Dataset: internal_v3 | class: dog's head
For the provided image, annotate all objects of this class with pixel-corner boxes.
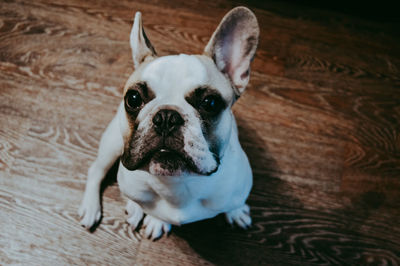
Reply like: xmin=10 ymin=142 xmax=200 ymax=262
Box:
xmin=120 ymin=7 xmax=259 ymax=176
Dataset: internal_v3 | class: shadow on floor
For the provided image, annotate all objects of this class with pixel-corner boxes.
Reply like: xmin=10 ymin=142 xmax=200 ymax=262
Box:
xmin=173 ymin=118 xmax=302 ymax=265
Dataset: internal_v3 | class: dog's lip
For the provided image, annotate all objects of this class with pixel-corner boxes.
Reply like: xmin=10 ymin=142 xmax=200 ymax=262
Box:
xmin=128 ymin=146 xmax=219 ymax=176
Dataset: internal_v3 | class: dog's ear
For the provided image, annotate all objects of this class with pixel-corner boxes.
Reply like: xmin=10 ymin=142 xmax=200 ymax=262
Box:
xmin=130 ymin=12 xmax=157 ymax=68
xmin=204 ymin=7 xmax=259 ymax=96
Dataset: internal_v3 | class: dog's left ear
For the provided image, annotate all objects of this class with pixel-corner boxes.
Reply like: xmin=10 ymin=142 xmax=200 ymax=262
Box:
xmin=204 ymin=7 xmax=259 ymax=96
xmin=130 ymin=12 xmax=157 ymax=68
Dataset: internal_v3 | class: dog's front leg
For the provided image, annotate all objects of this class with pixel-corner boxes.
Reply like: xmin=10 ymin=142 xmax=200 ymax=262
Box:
xmin=78 ymin=114 xmax=124 ymax=229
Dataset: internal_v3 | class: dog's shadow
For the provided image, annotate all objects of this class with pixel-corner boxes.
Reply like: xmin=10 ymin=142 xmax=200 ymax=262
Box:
xmin=173 ymin=118 xmax=301 ymax=264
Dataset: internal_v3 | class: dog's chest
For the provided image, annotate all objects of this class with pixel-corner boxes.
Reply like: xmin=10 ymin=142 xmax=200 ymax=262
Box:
xmin=118 ymin=165 xmax=217 ymax=205
xmin=117 ymin=162 xmax=248 ymax=225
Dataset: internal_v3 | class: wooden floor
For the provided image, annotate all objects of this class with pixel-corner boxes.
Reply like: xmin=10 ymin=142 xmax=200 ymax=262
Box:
xmin=1 ymin=0 xmax=399 ymax=265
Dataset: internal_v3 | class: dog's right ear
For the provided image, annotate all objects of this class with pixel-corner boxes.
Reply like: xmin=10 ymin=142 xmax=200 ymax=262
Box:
xmin=130 ymin=12 xmax=157 ymax=68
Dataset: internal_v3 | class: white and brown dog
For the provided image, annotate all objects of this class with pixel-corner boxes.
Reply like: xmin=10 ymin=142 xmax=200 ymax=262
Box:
xmin=79 ymin=7 xmax=259 ymax=240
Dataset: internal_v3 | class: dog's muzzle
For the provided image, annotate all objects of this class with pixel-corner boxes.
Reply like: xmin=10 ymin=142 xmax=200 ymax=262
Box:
xmin=121 ymin=108 xmax=219 ymax=176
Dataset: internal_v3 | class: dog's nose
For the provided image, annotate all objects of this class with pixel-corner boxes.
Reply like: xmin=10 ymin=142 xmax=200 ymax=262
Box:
xmin=152 ymin=109 xmax=184 ymax=136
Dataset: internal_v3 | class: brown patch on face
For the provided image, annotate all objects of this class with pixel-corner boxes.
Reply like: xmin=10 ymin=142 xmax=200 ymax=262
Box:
xmin=121 ymin=81 xmax=157 ymax=170
xmin=124 ymin=82 xmax=155 ymax=128
xmin=120 ymin=127 xmax=160 ymax=171
xmin=185 ymin=87 xmax=227 ymax=156
xmin=185 ymin=87 xmax=227 ymax=119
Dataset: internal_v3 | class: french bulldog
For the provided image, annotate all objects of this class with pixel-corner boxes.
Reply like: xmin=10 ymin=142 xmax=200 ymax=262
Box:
xmin=78 ymin=6 xmax=259 ymax=240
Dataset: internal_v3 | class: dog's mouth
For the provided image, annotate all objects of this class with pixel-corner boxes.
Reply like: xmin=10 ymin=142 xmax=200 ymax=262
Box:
xmin=148 ymin=148 xmax=192 ymax=176
xmin=123 ymin=145 xmax=204 ymax=176
xmin=151 ymin=148 xmax=186 ymax=166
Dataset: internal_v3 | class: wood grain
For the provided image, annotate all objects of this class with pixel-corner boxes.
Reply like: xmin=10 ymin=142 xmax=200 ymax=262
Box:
xmin=1 ymin=0 xmax=399 ymax=265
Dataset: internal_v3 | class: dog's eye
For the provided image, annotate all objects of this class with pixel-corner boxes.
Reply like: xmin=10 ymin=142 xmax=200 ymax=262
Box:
xmin=125 ymin=90 xmax=143 ymax=110
xmin=201 ymin=95 xmax=223 ymax=114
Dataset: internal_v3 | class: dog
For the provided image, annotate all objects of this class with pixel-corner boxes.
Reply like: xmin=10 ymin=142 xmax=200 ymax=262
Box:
xmin=78 ymin=6 xmax=259 ymax=240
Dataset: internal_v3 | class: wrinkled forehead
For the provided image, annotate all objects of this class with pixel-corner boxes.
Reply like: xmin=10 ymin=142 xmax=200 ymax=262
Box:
xmin=139 ymin=54 xmax=231 ymax=99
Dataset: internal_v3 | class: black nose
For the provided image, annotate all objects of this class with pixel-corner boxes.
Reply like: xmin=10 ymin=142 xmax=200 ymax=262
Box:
xmin=152 ymin=109 xmax=184 ymax=136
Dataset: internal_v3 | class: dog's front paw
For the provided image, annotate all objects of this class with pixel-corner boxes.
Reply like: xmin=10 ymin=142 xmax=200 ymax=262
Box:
xmin=125 ymin=200 xmax=144 ymax=230
xmin=142 ymin=215 xmax=171 ymax=240
xmin=225 ymin=204 xmax=252 ymax=229
xmin=78 ymin=197 xmax=101 ymax=229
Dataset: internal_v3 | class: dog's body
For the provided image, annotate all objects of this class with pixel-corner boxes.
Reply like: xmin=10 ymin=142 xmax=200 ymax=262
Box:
xmin=79 ymin=7 xmax=259 ymax=239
